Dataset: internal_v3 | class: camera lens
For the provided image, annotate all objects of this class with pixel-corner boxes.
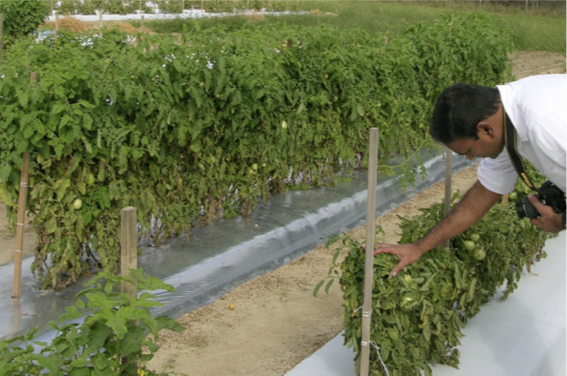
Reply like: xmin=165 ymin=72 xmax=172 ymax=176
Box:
xmin=515 ymin=198 xmax=540 ymax=219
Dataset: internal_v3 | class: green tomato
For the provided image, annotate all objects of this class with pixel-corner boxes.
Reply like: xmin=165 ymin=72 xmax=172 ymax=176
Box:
xmin=251 ymin=163 xmax=259 ymax=171
xmin=87 ymin=173 xmax=96 ymax=185
xmin=469 ymin=233 xmax=480 ymax=242
xmin=72 ymin=198 xmax=82 ymax=210
xmin=508 ymin=191 xmax=518 ymax=201
xmin=473 ymin=247 xmax=486 ymax=261
xmin=463 ymin=240 xmax=476 ymax=251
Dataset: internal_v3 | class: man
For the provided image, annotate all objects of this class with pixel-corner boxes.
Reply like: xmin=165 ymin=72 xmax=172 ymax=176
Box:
xmin=375 ymin=74 xmax=566 ymax=277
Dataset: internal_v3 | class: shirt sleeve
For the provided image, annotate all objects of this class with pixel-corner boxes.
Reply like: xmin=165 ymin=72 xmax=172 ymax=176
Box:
xmin=477 ymin=151 xmax=518 ymax=195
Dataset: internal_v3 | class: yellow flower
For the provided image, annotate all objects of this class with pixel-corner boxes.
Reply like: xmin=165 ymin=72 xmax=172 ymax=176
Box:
xmin=137 ymin=369 xmax=146 ymax=376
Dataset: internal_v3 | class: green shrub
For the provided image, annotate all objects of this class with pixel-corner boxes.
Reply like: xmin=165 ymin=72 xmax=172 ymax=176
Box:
xmin=325 ymin=171 xmax=550 ymax=375
xmin=0 ymin=0 xmax=49 ymax=47
xmin=0 ymin=270 xmax=185 ymax=375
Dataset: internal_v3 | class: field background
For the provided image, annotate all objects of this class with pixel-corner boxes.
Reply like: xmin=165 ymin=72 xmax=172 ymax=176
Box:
xmin=0 ymin=1 xmax=566 ymax=375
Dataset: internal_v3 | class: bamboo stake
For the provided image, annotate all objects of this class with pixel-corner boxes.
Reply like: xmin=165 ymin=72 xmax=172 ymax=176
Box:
xmin=54 ymin=14 xmax=59 ymax=43
xmin=360 ymin=128 xmax=379 ymax=376
xmin=120 ymin=206 xmax=138 ymax=372
xmin=443 ymin=147 xmax=452 ymax=248
xmin=0 ymin=13 xmax=4 ymax=57
xmin=10 ymin=298 xmax=21 ymax=338
xmin=12 ymin=151 xmax=31 ymax=298
xmin=121 ymin=207 xmax=138 ymax=297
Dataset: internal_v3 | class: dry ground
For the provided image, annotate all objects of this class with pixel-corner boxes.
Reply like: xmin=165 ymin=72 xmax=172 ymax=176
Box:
xmin=0 ymin=51 xmax=565 ymax=376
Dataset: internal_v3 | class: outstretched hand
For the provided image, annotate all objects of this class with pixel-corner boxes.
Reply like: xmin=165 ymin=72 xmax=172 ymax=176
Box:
xmin=374 ymin=242 xmax=426 ymax=277
xmin=527 ymin=194 xmax=564 ymax=233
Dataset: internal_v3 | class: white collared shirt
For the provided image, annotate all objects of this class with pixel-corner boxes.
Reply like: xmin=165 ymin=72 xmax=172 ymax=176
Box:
xmin=477 ymin=74 xmax=566 ymax=194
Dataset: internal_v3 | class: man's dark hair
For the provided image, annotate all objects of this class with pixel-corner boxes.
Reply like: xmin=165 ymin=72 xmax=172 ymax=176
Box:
xmin=430 ymin=84 xmax=501 ymax=144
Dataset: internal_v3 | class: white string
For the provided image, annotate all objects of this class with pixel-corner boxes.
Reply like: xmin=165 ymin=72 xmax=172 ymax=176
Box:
xmin=353 ymin=306 xmax=373 ymax=317
xmin=369 ymin=341 xmax=390 ymax=376
xmin=14 ymin=249 xmax=21 ymax=254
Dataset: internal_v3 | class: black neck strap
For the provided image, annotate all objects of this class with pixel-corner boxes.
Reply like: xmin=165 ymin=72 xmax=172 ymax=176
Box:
xmin=503 ymin=108 xmax=537 ymax=191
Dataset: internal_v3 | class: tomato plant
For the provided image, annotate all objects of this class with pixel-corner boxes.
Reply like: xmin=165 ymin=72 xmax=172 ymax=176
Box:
xmin=325 ymin=169 xmax=549 ymax=375
xmin=0 ymin=15 xmax=513 ymax=289
xmin=0 ymin=270 xmax=185 ymax=375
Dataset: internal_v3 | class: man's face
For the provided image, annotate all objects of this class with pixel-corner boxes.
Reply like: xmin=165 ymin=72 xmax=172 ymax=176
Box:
xmin=446 ymin=134 xmax=505 ymax=160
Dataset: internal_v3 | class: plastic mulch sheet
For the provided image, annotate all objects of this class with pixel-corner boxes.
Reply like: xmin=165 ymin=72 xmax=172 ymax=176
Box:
xmin=0 ymin=152 xmax=473 ymax=343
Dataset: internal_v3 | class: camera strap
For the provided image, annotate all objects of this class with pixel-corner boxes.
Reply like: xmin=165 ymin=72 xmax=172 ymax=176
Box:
xmin=503 ymin=108 xmax=537 ymax=192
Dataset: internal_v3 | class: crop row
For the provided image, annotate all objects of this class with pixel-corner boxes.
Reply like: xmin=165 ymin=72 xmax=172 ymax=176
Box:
xmin=0 ymin=13 xmax=513 ymax=288
xmin=338 ymin=168 xmax=549 ymax=375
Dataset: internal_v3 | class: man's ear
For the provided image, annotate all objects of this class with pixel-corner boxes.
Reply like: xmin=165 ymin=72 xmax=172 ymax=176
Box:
xmin=476 ymin=122 xmax=495 ymax=138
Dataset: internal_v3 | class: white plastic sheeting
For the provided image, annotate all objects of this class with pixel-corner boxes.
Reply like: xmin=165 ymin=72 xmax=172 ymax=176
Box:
xmin=286 ymin=232 xmax=566 ymax=376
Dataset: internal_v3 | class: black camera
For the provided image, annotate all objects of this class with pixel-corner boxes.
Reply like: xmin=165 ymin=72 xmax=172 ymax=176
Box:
xmin=515 ymin=181 xmax=566 ymax=219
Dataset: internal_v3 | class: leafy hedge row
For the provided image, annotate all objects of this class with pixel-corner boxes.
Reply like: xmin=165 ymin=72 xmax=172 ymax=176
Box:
xmin=338 ymin=173 xmax=549 ymax=375
xmin=0 ymin=14 xmax=513 ymax=288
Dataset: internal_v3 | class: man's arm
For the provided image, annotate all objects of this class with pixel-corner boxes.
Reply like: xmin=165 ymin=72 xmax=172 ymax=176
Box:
xmin=374 ymin=180 xmax=501 ymax=277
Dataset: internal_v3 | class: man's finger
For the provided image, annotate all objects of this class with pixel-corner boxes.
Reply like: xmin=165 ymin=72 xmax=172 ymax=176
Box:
xmin=528 ymin=194 xmax=545 ymax=209
xmin=391 ymin=261 xmax=405 ymax=277
xmin=374 ymin=245 xmax=392 ymax=255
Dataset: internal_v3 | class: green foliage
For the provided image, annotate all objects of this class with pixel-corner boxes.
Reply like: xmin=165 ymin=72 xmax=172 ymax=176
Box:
xmin=328 ymin=173 xmax=550 ymax=375
xmin=0 ymin=14 xmax=512 ymax=289
xmin=0 ymin=270 xmax=185 ymax=375
xmin=0 ymin=0 xmax=49 ymax=46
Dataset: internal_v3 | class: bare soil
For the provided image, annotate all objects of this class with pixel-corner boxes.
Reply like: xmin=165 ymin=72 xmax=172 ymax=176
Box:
xmin=0 ymin=51 xmax=564 ymax=376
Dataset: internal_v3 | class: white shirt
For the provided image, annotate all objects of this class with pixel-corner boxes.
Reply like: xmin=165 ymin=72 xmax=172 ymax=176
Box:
xmin=477 ymin=74 xmax=566 ymax=194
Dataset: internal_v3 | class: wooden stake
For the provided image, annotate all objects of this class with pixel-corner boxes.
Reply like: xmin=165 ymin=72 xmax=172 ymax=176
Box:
xmin=360 ymin=128 xmax=379 ymax=376
xmin=443 ymin=147 xmax=453 ymax=248
xmin=0 ymin=13 xmax=4 ymax=57
xmin=12 ymin=151 xmax=31 ymax=299
xmin=120 ymin=206 xmax=138 ymax=372
xmin=54 ymin=14 xmax=59 ymax=43
xmin=121 ymin=207 xmax=138 ymax=297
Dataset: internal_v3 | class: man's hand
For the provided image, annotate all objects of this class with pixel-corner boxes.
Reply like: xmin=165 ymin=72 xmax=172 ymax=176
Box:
xmin=374 ymin=242 xmax=426 ymax=277
xmin=527 ymin=194 xmax=564 ymax=233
